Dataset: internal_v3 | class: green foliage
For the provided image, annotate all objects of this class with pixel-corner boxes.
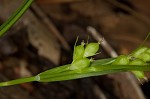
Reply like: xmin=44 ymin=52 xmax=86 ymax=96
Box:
xmin=138 ymin=52 xmax=150 ymax=62
xmin=0 ymin=0 xmax=150 ymax=87
xmin=1 ymin=39 xmax=150 ymax=86
xmin=131 ymin=46 xmax=148 ymax=58
xmin=70 ymin=58 xmax=91 ymax=70
xmin=129 ymin=59 xmax=146 ymax=79
xmin=129 ymin=59 xmax=146 ymax=65
xmin=111 ymin=46 xmax=150 ymax=79
xmin=112 ymin=55 xmax=129 ymax=65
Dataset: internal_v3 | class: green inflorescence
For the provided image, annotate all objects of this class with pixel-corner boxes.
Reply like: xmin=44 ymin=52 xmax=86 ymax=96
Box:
xmin=0 ymin=38 xmax=150 ymax=86
xmin=70 ymin=40 xmax=100 ymax=70
xmin=112 ymin=46 xmax=150 ymax=80
xmin=0 ymin=0 xmax=150 ymax=87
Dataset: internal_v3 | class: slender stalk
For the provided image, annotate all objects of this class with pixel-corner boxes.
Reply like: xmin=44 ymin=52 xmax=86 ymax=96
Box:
xmin=39 ymin=65 xmax=70 ymax=76
xmin=39 ymin=70 xmax=125 ymax=82
xmin=39 ymin=58 xmax=116 ymax=77
xmin=0 ymin=0 xmax=34 ymax=36
xmin=0 ymin=76 xmax=35 ymax=87
xmin=0 ymin=56 xmax=150 ymax=87
xmin=39 ymin=65 xmax=150 ymax=82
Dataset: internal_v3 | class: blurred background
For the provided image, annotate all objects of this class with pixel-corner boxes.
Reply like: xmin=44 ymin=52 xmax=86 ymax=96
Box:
xmin=0 ymin=0 xmax=150 ymax=99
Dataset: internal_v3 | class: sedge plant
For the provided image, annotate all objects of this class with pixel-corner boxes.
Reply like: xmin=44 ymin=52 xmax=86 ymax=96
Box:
xmin=0 ymin=0 xmax=150 ymax=87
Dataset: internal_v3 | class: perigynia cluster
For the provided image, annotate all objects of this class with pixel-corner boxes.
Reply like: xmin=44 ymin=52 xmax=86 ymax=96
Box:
xmin=70 ymin=39 xmax=101 ymax=70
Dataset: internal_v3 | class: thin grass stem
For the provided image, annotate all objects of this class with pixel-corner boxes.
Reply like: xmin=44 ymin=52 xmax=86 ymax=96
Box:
xmin=0 ymin=0 xmax=33 ymax=36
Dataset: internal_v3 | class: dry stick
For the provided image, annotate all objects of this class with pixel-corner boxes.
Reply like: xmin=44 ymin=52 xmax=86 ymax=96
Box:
xmin=31 ymin=3 xmax=70 ymax=51
xmin=93 ymin=84 xmax=107 ymax=99
xmin=106 ymin=0 xmax=150 ymax=27
xmin=87 ymin=26 xmax=145 ymax=99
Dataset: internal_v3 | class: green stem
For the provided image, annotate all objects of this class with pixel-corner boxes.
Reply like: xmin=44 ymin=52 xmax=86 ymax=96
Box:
xmin=39 ymin=70 xmax=121 ymax=82
xmin=0 ymin=58 xmax=114 ymax=86
xmin=0 ymin=0 xmax=34 ymax=36
xmin=0 ymin=76 xmax=35 ymax=87
xmin=39 ymin=65 xmax=70 ymax=76
xmin=0 ymin=58 xmax=150 ymax=86
xmin=39 ymin=65 xmax=150 ymax=82
xmin=39 ymin=58 xmax=116 ymax=77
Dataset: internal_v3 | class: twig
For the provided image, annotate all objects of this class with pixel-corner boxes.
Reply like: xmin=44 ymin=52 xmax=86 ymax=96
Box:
xmin=31 ymin=3 xmax=71 ymax=51
xmin=93 ymin=85 xmax=106 ymax=99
